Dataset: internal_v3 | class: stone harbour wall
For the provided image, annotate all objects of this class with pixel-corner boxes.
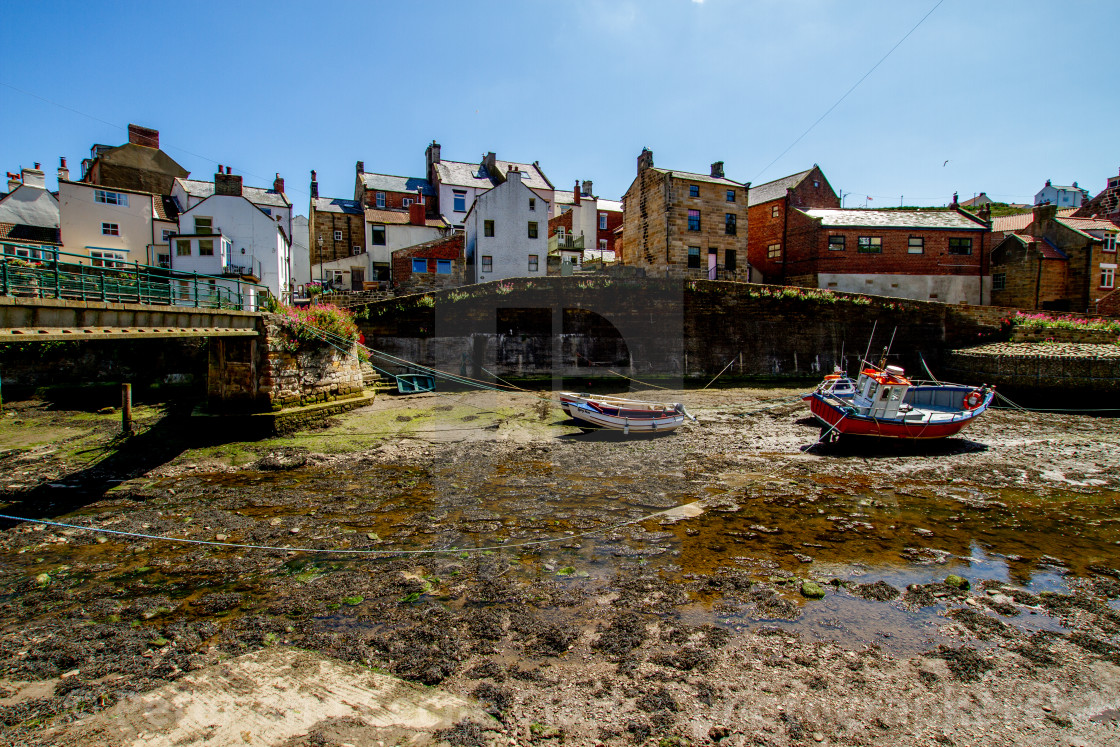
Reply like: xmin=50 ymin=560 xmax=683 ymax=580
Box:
xmin=207 ymin=314 xmax=365 ymax=412
xmin=943 ymin=342 xmax=1120 ymax=393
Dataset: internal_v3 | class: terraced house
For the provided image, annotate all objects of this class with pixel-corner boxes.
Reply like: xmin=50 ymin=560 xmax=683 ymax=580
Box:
xmin=618 ymin=148 xmax=754 ymax=281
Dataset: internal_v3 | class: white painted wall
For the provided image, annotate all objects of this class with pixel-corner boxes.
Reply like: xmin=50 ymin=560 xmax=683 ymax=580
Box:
xmin=0 ymin=183 xmax=59 ymax=229
xmin=1034 ymin=184 xmax=1086 ymax=208
xmin=58 ymin=181 xmax=154 ymax=264
xmin=176 ymin=195 xmax=291 ymax=299
xmin=366 ymin=222 xmax=445 ymax=265
xmin=465 ymin=171 xmax=549 ymax=284
xmin=170 ymin=180 xmax=291 ymax=239
xmin=291 ymin=215 xmax=311 ymax=287
xmin=440 ymin=183 xmax=484 ymax=229
xmin=817 ymin=273 xmax=989 ymax=305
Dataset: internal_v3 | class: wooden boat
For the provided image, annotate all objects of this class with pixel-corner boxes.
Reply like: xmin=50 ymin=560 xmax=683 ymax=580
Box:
xmin=568 ymin=399 xmax=690 ymax=434
xmin=803 ymin=363 xmax=994 ymax=440
xmin=395 ymin=373 xmax=436 ymax=394
xmin=558 ymin=391 xmax=693 ymax=419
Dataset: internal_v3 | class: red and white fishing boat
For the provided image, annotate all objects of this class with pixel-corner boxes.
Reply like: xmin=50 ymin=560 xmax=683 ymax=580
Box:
xmin=558 ymin=391 xmax=694 ymax=434
xmin=803 ymin=363 xmax=994 ymax=441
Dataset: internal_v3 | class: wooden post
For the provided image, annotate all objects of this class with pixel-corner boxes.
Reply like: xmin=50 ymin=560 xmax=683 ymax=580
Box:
xmin=121 ymin=383 xmax=133 ymax=436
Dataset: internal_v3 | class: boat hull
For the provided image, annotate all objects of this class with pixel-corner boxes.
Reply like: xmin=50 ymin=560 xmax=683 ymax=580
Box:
xmin=396 ymin=374 xmax=436 ymax=394
xmin=570 ymin=403 xmax=687 ymax=433
xmin=806 ymin=390 xmax=993 ymax=440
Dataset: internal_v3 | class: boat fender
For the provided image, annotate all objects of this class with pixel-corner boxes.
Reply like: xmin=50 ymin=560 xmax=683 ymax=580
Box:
xmin=963 ymin=390 xmax=983 ymax=410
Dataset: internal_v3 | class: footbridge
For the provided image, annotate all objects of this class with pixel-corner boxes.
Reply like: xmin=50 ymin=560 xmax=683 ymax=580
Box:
xmin=0 ymin=244 xmax=262 ymax=341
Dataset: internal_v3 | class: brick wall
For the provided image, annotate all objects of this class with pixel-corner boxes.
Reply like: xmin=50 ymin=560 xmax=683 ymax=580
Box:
xmin=598 ymin=210 xmax=623 ymax=254
xmin=362 ymin=188 xmax=427 ymax=212
xmin=991 ymin=239 xmax=1068 ymax=309
xmin=391 ymin=234 xmax=464 ymax=289
xmin=548 ymin=210 xmax=573 ymax=237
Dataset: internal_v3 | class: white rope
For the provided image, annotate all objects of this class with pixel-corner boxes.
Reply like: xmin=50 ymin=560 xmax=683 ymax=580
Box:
xmin=0 ymin=503 xmax=695 ymax=556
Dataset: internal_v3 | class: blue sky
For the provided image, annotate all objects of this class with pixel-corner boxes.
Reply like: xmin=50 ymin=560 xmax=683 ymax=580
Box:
xmin=2 ymin=0 xmax=1117 ymax=210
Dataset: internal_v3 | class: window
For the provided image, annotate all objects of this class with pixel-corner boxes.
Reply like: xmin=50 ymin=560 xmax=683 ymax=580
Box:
xmin=771 ymin=205 xmax=780 ymax=218
xmin=481 ymin=255 xmax=492 ymax=272
xmin=725 ymin=213 xmax=737 ymax=235
xmin=436 ymin=259 xmax=452 ymax=274
xmin=828 ymin=235 xmax=845 ymax=251
xmin=157 ymin=253 xmax=170 ymax=268
xmin=687 ymin=246 xmax=701 ymax=268
xmin=371 ymin=226 xmax=386 ymax=245
xmin=161 ymin=229 xmax=173 ymax=242
xmin=334 ymin=230 xmax=343 ymax=241
xmin=353 ymin=246 xmax=362 ymax=256
xmin=529 ymin=198 xmax=536 ymax=211
xmin=812 ymin=179 xmax=820 ymax=188
xmin=687 ymin=209 xmax=700 ymax=231
xmin=484 ymin=219 xmax=495 ymax=237
xmin=599 ymin=213 xmax=607 ymax=230
xmin=528 ymin=254 xmax=539 ymax=272
xmin=992 ymin=272 xmax=1006 ymax=291
xmin=176 ymin=239 xmax=191 ymax=256
xmin=101 ymin=222 xmax=119 ymax=236
xmin=858 ymin=236 xmax=882 ymax=253
xmin=412 ymin=258 xmax=427 ymax=274
xmin=528 ymin=221 xmax=538 ymax=239
xmin=948 ymin=237 xmax=972 ymax=255
xmin=726 ymin=190 xmax=736 ymax=202
xmin=453 ymin=191 xmax=467 ymax=212
xmin=376 ymin=192 xmax=386 ymax=208
xmin=195 ymin=217 xmax=212 ymax=234
xmin=198 ymin=239 xmax=215 ymax=256
xmin=94 ymin=189 xmax=128 ymax=207
xmin=1101 ymin=264 xmax=1116 ymax=289
xmin=402 ymin=197 xmax=413 ymax=207
xmin=89 ymin=249 xmax=126 ymax=268
xmin=768 ymin=243 xmax=781 ymax=259
xmin=689 ymin=185 xmax=699 ymax=198
xmin=908 ymin=237 xmax=924 ymax=254
xmin=725 ymin=249 xmax=737 ymax=271
xmin=599 ymin=239 xmax=608 ymax=251
xmin=1104 ymin=233 xmax=1117 ymax=253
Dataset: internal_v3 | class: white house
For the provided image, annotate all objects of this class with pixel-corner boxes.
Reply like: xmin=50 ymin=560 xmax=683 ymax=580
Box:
xmin=58 ymin=176 xmax=175 ymax=268
xmin=365 ymin=203 xmax=449 ymax=282
xmin=171 ymin=172 xmax=291 ymax=300
xmin=290 ymin=214 xmax=311 ymax=288
xmin=1035 ymin=179 xmax=1089 ymax=208
xmin=426 ymin=142 xmax=554 ymax=230
xmin=0 ymin=164 xmax=60 ymax=257
xmin=172 ymin=172 xmax=291 ymax=239
xmin=551 ymin=180 xmax=622 ymax=263
xmin=464 ymin=169 xmax=550 ymax=284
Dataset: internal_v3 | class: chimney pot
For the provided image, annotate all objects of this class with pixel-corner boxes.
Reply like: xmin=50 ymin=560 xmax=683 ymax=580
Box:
xmin=33 ymin=162 xmax=40 ymax=170
xmin=581 ymin=180 xmax=593 ymax=197
xmin=710 ymin=161 xmax=725 ymax=179
xmin=273 ymin=173 xmax=285 ymax=194
xmin=637 ymin=148 xmax=654 ymax=174
xmin=574 ymin=180 xmax=580 ymax=206
xmin=60 ymin=157 xmax=66 ymax=168
xmin=310 ymin=170 xmax=319 ymax=199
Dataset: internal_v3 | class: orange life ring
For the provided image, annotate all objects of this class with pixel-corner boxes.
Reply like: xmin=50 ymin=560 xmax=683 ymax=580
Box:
xmin=963 ymin=390 xmax=983 ymax=410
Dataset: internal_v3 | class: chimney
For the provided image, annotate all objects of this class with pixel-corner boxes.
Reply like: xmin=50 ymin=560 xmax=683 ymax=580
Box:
xmin=356 ymin=160 xmax=364 ymax=176
xmin=310 ymin=170 xmax=319 ymax=199
xmin=57 ymin=157 xmax=69 ymax=183
xmin=978 ymin=204 xmax=991 ymax=222
xmin=581 ymin=180 xmax=593 ymax=197
xmin=1045 ymin=179 xmax=1051 ymax=187
xmin=637 ymin=148 xmax=654 ymax=174
xmin=127 ymin=124 xmax=159 ymax=148
xmin=6 ymin=172 xmax=21 ymax=192
xmin=1033 ymin=202 xmax=1057 ymax=226
xmin=215 ymin=169 xmax=242 ymax=196
xmin=483 ymin=152 xmax=498 ymax=180
xmin=21 ymin=165 xmax=46 ymax=189
xmin=409 ymin=202 xmax=426 ymax=226
xmin=711 ymin=161 xmax=725 ymax=179
xmin=574 ymin=179 xmax=581 ymax=206
xmin=951 ymin=191 xmax=959 ymax=208
xmin=1073 ymin=181 xmax=1078 ymax=188
xmin=273 ymin=173 xmax=284 ymax=194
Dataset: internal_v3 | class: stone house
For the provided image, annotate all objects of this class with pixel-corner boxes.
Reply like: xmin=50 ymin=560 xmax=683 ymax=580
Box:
xmin=989 ymin=204 xmax=1116 ymax=312
xmin=309 ymin=170 xmax=366 ymax=291
xmin=618 ymin=148 xmax=753 ymax=281
xmin=745 ymin=165 xmax=839 ymax=282
xmin=1035 ymin=179 xmax=1089 ymax=208
xmin=782 ymin=205 xmax=992 ymax=304
xmin=80 ymin=124 xmax=189 ymax=195
xmin=425 ymin=142 xmax=554 ymax=230
xmin=463 ymin=170 xmax=550 ymax=284
xmin=391 ymin=234 xmax=465 ymax=293
xmin=171 ymin=170 xmax=292 ymax=301
xmin=0 ymin=164 xmax=60 ymax=258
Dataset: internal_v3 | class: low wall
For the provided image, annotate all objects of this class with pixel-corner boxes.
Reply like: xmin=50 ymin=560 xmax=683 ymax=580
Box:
xmin=358 ymin=278 xmax=1011 ymax=383
xmin=207 ymin=314 xmax=365 ymax=412
xmin=943 ymin=342 xmax=1120 ymax=393
xmin=1010 ymin=327 xmax=1119 ymax=344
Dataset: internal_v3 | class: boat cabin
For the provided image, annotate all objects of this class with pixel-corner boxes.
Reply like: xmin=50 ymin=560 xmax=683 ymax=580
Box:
xmin=853 ymin=365 xmax=912 ymax=419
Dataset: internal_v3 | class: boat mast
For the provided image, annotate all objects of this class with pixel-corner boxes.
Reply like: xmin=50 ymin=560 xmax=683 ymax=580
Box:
xmin=861 ymin=321 xmax=877 ymax=370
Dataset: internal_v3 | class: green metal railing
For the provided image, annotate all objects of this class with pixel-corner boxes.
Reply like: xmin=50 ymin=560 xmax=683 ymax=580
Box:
xmin=0 ymin=242 xmax=268 ymax=311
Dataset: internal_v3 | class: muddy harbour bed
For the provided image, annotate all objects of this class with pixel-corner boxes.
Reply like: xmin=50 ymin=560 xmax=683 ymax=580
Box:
xmin=0 ymin=386 xmax=1119 ymax=746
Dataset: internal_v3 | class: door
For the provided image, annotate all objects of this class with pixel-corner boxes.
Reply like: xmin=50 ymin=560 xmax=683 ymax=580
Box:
xmin=351 ymin=268 xmax=364 ymax=291
xmin=708 ymin=249 xmax=717 ymax=280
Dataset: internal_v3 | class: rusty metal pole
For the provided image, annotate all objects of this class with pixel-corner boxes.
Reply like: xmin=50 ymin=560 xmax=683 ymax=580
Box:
xmin=121 ymin=383 xmax=133 ymax=436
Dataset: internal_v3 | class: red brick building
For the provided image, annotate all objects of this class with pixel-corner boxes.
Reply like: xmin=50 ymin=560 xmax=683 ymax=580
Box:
xmin=353 ymin=161 xmax=436 ymax=214
xmin=783 ymin=206 xmax=992 ymax=304
xmin=746 ymin=165 xmax=839 ymax=282
xmin=391 ymin=234 xmax=465 ymax=293
xmin=550 ymin=181 xmax=623 ymax=260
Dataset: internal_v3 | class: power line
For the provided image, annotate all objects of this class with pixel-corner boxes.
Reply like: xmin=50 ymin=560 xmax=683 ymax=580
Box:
xmin=753 ymin=0 xmax=946 ymax=182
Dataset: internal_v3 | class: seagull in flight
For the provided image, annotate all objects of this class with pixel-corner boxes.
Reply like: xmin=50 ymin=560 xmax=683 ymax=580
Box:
xmin=943 ymin=160 xmax=949 ymax=167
